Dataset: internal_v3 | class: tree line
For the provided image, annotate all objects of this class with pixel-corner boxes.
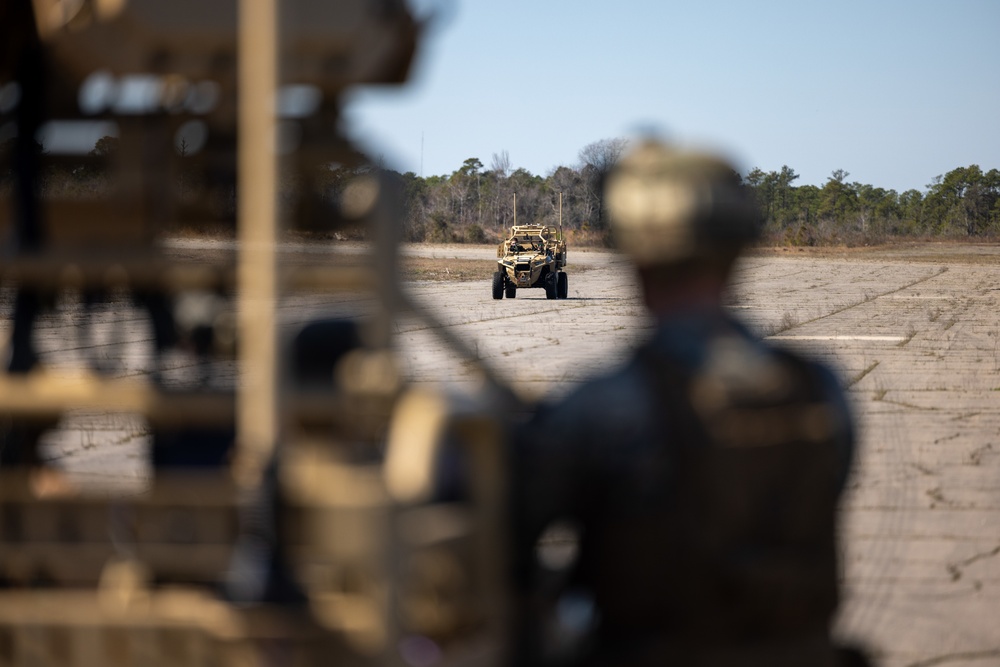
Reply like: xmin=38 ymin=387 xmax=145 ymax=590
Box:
xmin=5 ymin=134 xmax=998 ymax=246
xmin=389 ymin=148 xmax=1000 ymax=246
xmin=383 ymin=138 xmax=629 ymax=245
xmin=745 ymin=164 xmax=1000 ymax=245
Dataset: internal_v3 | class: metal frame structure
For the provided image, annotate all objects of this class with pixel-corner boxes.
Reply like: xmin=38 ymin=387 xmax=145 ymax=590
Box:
xmin=0 ymin=2 xmax=515 ymax=665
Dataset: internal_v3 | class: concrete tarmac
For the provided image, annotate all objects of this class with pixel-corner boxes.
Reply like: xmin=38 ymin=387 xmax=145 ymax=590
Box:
xmin=7 ymin=241 xmax=1000 ymax=667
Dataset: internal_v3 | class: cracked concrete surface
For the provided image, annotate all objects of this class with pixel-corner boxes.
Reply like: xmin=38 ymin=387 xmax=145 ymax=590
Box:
xmin=4 ymin=241 xmax=999 ymax=666
xmin=737 ymin=249 xmax=1000 ymax=667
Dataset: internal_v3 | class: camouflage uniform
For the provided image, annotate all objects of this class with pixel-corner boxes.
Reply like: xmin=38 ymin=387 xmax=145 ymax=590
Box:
xmin=511 ymin=139 xmax=860 ymax=667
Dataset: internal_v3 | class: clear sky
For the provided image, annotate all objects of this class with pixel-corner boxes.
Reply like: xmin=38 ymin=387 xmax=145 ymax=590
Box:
xmin=343 ymin=0 xmax=1000 ymax=193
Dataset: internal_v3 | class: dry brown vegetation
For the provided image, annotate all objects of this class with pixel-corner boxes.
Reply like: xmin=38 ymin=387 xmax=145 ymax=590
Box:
xmin=402 ymin=256 xmax=494 ymax=282
xmin=748 ymin=240 xmax=1000 ymax=265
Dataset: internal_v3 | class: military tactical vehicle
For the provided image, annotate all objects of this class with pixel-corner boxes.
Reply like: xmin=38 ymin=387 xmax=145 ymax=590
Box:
xmin=492 ymin=225 xmax=568 ymax=299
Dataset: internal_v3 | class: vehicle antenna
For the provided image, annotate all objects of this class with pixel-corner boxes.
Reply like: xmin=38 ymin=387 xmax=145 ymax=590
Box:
xmin=559 ymin=191 xmax=563 ymax=240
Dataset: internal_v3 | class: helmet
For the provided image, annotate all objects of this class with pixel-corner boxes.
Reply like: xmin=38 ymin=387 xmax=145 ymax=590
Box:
xmin=604 ymin=139 xmax=760 ymax=267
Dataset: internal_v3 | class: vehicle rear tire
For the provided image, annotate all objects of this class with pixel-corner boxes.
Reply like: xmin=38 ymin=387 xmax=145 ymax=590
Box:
xmin=544 ymin=273 xmax=557 ymax=299
xmin=505 ymin=282 xmax=516 ymax=298
xmin=557 ymin=271 xmax=568 ymax=299
xmin=492 ymin=271 xmax=504 ymax=299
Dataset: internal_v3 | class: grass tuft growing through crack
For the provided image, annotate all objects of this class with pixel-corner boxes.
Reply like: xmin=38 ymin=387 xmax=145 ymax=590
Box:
xmin=897 ymin=326 xmax=917 ymax=347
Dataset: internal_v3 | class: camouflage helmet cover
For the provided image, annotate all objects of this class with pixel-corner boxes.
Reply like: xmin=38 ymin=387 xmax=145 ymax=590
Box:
xmin=605 ymin=139 xmax=760 ymax=267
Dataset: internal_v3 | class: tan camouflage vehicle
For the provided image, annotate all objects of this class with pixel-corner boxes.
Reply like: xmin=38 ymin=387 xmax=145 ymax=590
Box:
xmin=492 ymin=224 xmax=568 ymax=299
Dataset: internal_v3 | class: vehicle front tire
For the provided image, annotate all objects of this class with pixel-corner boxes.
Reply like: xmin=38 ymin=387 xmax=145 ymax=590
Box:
xmin=557 ymin=271 xmax=568 ymax=299
xmin=492 ymin=271 xmax=504 ymax=300
xmin=505 ymin=282 xmax=517 ymax=298
xmin=544 ymin=273 xmax=557 ymax=299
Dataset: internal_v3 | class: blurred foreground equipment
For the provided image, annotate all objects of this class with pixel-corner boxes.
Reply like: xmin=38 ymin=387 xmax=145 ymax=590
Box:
xmin=1 ymin=1 xmax=511 ymax=665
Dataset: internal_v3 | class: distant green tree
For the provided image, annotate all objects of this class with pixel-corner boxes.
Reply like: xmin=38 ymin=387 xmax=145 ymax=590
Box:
xmin=924 ymin=165 xmax=994 ymax=236
xmin=818 ymin=170 xmax=857 ymax=236
xmin=752 ymin=168 xmax=777 ymax=225
xmin=775 ymin=165 xmax=799 ymax=225
xmin=898 ymin=189 xmax=924 ymax=234
xmin=792 ymin=184 xmax=822 ymax=244
xmin=743 ymin=166 xmax=799 ymax=231
xmin=986 ymin=168 xmax=1000 ymax=233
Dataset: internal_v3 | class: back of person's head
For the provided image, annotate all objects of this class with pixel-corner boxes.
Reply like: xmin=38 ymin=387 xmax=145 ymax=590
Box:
xmin=605 ymin=138 xmax=760 ymax=278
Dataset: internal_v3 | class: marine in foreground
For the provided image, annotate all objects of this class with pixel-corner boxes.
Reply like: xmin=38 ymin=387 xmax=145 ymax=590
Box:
xmin=512 ymin=139 xmax=871 ymax=667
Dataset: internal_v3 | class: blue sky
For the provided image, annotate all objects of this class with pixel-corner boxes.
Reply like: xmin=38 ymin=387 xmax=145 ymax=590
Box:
xmin=343 ymin=0 xmax=1000 ymax=193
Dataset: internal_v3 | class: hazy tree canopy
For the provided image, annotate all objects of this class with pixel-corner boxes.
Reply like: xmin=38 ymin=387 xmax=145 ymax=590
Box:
xmin=490 ymin=151 xmax=511 ymax=179
xmin=578 ymin=137 xmax=629 ymax=174
xmin=577 ymin=137 xmax=629 ymax=230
